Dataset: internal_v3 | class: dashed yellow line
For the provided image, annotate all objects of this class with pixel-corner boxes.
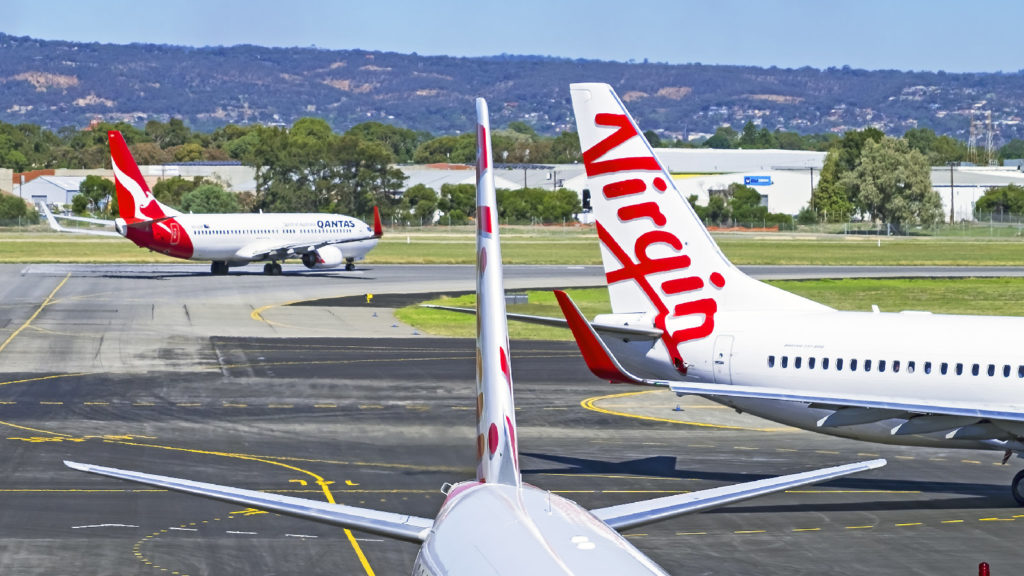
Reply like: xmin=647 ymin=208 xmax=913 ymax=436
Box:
xmin=895 ymin=522 xmax=923 ymax=527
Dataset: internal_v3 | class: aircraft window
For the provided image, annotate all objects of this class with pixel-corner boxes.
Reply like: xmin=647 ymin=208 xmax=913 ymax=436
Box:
xmin=795 ymin=357 xmax=802 ymax=369
xmin=1003 ymin=365 xmax=1011 ymax=378
xmin=1019 ymin=366 xmax=1024 ymax=378
xmin=850 ymin=359 xmax=857 ymax=371
xmin=971 ymin=364 xmax=979 ymax=376
xmin=878 ymin=360 xmax=885 ymax=372
xmin=822 ymin=357 xmax=830 ymax=370
xmin=864 ymin=359 xmax=872 ymax=371
xmin=988 ymin=364 xmax=995 ymax=377
xmin=836 ymin=358 xmax=843 ymax=371
xmin=768 ymin=355 xmax=775 ymax=368
xmin=955 ymin=363 xmax=963 ymax=376
xmin=808 ymin=357 xmax=816 ymax=369
xmin=922 ymin=361 xmax=930 ymax=374
xmin=893 ymin=360 xmax=900 ymax=373
xmin=941 ymin=362 xmax=948 ymax=375
xmin=907 ymin=361 xmax=915 ymax=374
xmin=781 ymin=356 xmax=788 ymax=368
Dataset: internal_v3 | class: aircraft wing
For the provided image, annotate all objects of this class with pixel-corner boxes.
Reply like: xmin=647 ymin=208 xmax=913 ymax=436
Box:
xmin=421 ymin=304 xmax=664 ymax=339
xmin=64 ymin=460 xmax=434 ymax=543
xmin=236 ymin=234 xmax=380 ymax=261
xmin=592 ymin=458 xmax=886 ymax=530
xmin=237 ymin=206 xmax=384 ymax=262
xmin=38 ymin=202 xmax=121 ymax=237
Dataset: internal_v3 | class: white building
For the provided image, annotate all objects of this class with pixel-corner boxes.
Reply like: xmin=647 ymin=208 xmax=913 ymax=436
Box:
xmin=20 ymin=176 xmax=84 ymax=207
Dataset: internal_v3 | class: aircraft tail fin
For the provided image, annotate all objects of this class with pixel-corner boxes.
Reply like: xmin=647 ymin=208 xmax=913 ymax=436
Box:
xmin=108 ymin=131 xmax=181 ymax=221
xmin=372 ymin=205 xmax=383 ymax=237
xmin=474 ymin=98 xmax=520 ymax=487
xmin=568 ymin=83 xmax=827 ymax=371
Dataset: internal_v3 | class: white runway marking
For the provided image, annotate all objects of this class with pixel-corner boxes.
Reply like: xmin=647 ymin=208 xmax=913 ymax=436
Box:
xmin=71 ymin=523 xmax=139 ymax=529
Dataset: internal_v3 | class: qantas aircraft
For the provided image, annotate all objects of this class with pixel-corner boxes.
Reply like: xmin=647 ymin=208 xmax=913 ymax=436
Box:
xmin=64 ymin=99 xmax=883 ymax=575
xmin=545 ymin=82 xmax=1024 ymax=504
xmin=42 ymin=130 xmax=382 ymax=275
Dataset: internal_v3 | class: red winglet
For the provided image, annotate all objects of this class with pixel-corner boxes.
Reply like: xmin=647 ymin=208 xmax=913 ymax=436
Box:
xmin=372 ymin=206 xmax=383 ymax=238
xmin=553 ymin=290 xmax=634 ymax=384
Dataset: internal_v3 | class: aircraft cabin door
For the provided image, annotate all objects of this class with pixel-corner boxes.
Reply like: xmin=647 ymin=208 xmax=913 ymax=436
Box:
xmin=713 ymin=335 xmax=734 ymax=385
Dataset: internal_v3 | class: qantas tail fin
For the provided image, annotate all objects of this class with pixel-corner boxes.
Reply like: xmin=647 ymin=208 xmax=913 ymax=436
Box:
xmin=568 ymin=84 xmax=827 ymax=369
xmin=108 ymin=131 xmax=180 ymax=222
xmin=474 ymin=98 xmax=520 ymax=487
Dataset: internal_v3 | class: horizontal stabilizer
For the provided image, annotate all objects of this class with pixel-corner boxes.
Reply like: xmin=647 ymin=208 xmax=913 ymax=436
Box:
xmin=422 ymin=303 xmax=663 ymax=339
xmin=38 ymin=202 xmax=121 ymax=237
xmin=64 ymin=461 xmax=433 ymax=543
xmin=592 ymin=458 xmax=886 ymax=530
xmin=554 ymin=290 xmax=644 ymax=384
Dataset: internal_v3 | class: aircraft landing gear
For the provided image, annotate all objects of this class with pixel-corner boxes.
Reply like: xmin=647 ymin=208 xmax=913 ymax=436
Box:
xmin=263 ymin=262 xmax=282 ymax=276
xmin=345 ymin=258 xmax=355 ymax=271
xmin=211 ymin=261 xmax=229 ymax=275
xmin=1012 ymin=469 xmax=1024 ymax=506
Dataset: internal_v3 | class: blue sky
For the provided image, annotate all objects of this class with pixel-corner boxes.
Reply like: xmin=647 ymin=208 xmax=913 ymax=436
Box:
xmin=6 ymin=0 xmax=1020 ymax=73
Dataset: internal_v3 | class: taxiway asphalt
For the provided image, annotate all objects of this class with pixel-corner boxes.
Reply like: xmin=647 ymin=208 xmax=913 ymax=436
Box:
xmin=1 ymin=263 xmax=1022 ymax=575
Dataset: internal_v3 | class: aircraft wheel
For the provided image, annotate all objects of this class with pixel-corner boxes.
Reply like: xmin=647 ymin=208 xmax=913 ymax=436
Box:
xmin=272 ymin=263 xmax=283 ymax=276
xmin=211 ymin=261 xmax=228 ymax=275
xmin=345 ymin=260 xmax=355 ymax=271
xmin=263 ymin=263 xmax=273 ymax=275
xmin=1012 ymin=469 xmax=1024 ymax=506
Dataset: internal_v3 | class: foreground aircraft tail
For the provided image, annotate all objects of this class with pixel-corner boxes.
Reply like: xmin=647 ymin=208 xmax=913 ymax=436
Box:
xmin=568 ymin=83 xmax=828 ymax=372
xmin=108 ymin=131 xmax=181 ymax=222
xmin=474 ymin=97 xmax=521 ymax=486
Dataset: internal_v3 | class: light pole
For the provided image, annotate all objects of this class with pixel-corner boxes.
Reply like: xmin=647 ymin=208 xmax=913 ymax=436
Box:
xmin=947 ymin=162 xmax=956 ymax=224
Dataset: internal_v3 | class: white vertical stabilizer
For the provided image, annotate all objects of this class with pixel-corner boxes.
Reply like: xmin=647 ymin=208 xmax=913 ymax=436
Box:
xmin=569 ymin=83 xmax=828 ymax=370
xmin=474 ymin=98 xmax=521 ymax=487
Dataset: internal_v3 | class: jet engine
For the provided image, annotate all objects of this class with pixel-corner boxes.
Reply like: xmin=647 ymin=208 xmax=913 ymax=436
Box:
xmin=301 ymin=245 xmax=344 ymax=269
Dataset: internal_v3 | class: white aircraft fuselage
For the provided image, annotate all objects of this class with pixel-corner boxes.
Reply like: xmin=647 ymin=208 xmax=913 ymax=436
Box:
xmin=414 ymin=481 xmax=669 ymax=575
xmin=120 ymin=211 xmax=378 ymax=266
xmin=604 ymin=309 xmax=1024 ymax=451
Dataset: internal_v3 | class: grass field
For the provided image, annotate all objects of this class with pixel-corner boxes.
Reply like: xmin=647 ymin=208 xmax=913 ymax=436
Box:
xmin=396 ymin=277 xmax=1024 ymax=340
xmin=6 ymin=226 xmax=1024 ymax=266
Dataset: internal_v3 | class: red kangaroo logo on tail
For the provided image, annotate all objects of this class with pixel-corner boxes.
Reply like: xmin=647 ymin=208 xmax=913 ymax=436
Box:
xmin=584 ymin=113 xmax=725 ymax=373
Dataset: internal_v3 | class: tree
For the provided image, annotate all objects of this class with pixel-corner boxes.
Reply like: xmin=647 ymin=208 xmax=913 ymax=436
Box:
xmin=999 ymin=139 xmax=1024 ymax=161
xmin=975 ymin=184 xmax=1024 ymax=217
xmin=398 ymin=184 xmax=438 ymax=224
xmin=71 ymin=193 xmax=91 ymax=215
xmin=811 ymin=149 xmax=854 ymax=222
xmin=703 ymin=126 xmax=738 ymax=149
xmin=0 ymin=194 xmax=31 ymax=220
xmin=153 ymin=177 xmax=206 ymax=209
xmin=643 ymin=130 xmax=662 ymax=147
xmin=727 ymin=183 xmax=768 ymax=225
xmin=811 ymin=128 xmax=885 ymax=222
xmin=346 ymin=122 xmax=429 ymax=163
xmin=438 ymin=183 xmax=476 ymax=222
xmin=841 ymin=137 xmax=942 ymax=231
xmin=78 ymin=175 xmax=114 ymax=212
xmin=180 ymin=184 xmax=241 ymax=214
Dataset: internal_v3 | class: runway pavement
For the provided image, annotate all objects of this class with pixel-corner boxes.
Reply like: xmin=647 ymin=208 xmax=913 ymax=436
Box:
xmin=1 ymin=263 xmax=1022 ymax=575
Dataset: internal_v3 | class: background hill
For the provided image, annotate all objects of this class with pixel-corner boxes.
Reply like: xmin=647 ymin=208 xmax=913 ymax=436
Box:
xmin=2 ymin=33 xmax=1023 ymax=142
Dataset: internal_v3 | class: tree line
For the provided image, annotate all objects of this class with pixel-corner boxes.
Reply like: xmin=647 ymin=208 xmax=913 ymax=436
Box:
xmin=4 ymin=115 xmax=1024 ymax=228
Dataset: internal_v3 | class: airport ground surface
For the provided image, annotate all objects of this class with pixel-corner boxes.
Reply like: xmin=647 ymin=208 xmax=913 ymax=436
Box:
xmin=1 ymin=263 xmax=1023 ymax=575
